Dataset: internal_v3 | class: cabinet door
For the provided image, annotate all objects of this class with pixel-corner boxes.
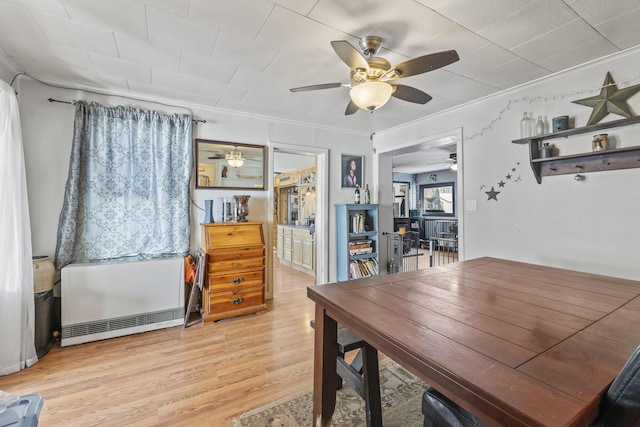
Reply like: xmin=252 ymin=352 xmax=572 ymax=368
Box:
xmin=283 ymin=236 xmax=292 ymax=262
xmin=301 ymin=238 xmax=314 ymax=270
xmin=276 ymin=233 xmax=283 ymax=258
xmin=292 ymin=237 xmax=303 ymax=265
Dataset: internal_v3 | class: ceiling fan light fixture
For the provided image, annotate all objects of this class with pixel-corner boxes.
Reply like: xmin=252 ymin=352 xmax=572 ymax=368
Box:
xmin=226 ymin=147 xmax=245 ymax=168
xmin=349 ymin=81 xmax=393 ymax=111
xmin=450 ymin=153 xmax=458 ymax=171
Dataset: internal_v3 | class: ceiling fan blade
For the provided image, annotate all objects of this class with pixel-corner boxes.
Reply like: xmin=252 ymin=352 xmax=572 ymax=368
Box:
xmin=290 ymin=82 xmax=343 ymax=92
xmin=392 ymin=84 xmax=432 ymax=104
xmin=423 ymin=159 xmax=454 ymax=166
xmin=331 ymin=40 xmax=370 ymax=71
xmin=393 ymin=50 xmax=459 ymax=78
xmin=345 ymin=100 xmax=359 ymax=115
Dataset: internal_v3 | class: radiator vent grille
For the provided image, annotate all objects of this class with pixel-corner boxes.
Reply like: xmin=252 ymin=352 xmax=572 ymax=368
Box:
xmin=422 ymin=219 xmax=438 ymax=241
xmin=62 ymin=308 xmax=184 ymax=339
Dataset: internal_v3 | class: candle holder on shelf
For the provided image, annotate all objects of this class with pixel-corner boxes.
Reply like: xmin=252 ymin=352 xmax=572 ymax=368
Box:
xmin=592 ymin=134 xmax=609 ymax=152
xmin=221 ymin=197 xmax=235 ymax=222
xmin=234 ymin=195 xmax=250 ymax=222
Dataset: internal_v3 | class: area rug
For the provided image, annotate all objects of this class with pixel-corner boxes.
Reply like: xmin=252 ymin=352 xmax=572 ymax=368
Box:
xmin=232 ymin=358 xmax=426 ymax=427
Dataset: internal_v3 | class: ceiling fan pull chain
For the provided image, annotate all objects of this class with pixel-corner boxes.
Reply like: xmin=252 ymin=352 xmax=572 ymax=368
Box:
xmin=370 ymin=110 xmax=376 ymax=141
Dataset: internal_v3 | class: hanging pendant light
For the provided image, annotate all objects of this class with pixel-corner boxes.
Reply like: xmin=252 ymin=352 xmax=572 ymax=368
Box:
xmin=226 ymin=147 xmax=245 ymax=168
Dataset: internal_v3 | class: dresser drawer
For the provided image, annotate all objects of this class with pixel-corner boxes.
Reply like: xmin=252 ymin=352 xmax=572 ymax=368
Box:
xmin=208 ymin=247 xmax=264 ymax=262
xmin=208 ymin=270 xmax=263 ymax=293
xmin=209 ymin=257 xmax=264 ymax=271
xmin=203 ymin=223 xmax=264 ymax=248
xmin=208 ymin=288 xmax=264 ymax=314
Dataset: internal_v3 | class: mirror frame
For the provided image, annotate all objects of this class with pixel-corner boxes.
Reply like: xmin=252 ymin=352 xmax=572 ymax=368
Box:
xmin=195 ymin=139 xmax=267 ymax=190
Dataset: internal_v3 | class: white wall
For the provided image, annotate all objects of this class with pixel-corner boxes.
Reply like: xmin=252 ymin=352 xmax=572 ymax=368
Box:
xmin=0 ymin=59 xmax=14 ymax=84
xmin=375 ymin=47 xmax=640 ymax=280
xmin=16 ymin=78 xmax=372 ymax=284
xmin=18 ymin=43 xmax=640 ymax=284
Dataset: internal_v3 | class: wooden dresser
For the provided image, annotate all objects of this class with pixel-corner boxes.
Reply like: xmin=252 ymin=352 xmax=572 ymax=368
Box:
xmin=200 ymin=222 xmax=267 ymax=322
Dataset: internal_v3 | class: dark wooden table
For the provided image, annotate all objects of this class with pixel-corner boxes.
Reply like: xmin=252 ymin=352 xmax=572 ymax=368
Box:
xmin=307 ymin=257 xmax=640 ymax=426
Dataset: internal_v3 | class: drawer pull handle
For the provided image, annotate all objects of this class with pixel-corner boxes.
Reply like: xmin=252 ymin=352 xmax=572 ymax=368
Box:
xmin=231 ymin=277 xmax=244 ymax=284
xmin=232 ymin=297 xmax=244 ymax=305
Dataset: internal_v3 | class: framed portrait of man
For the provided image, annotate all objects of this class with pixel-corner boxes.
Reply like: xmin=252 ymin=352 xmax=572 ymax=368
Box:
xmin=341 ymin=154 xmax=363 ymax=188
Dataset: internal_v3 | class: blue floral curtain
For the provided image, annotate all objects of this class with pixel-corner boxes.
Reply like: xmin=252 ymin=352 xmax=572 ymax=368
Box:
xmin=54 ymin=101 xmax=192 ymax=269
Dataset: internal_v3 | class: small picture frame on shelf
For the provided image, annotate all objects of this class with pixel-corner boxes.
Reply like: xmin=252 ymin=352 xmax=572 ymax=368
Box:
xmin=341 ymin=154 xmax=363 ymax=188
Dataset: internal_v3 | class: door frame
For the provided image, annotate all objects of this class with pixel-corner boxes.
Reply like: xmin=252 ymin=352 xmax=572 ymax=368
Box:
xmin=375 ymin=127 xmax=465 ymax=262
xmin=267 ymin=142 xmax=329 ymax=299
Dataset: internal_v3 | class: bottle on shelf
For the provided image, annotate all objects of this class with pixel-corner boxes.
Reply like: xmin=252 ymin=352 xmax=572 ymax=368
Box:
xmin=535 ymin=115 xmax=544 ymax=136
xmin=365 ymin=184 xmax=371 ymax=204
xmin=520 ymin=112 xmax=529 ymax=138
xmin=354 ymin=185 xmax=361 ymax=204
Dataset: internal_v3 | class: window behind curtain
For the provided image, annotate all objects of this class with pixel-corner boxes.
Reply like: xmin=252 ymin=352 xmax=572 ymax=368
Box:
xmin=54 ymin=101 xmax=192 ymax=269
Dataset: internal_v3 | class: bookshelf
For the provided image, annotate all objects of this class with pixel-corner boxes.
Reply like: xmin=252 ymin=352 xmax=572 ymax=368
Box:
xmin=336 ymin=204 xmax=379 ymax=281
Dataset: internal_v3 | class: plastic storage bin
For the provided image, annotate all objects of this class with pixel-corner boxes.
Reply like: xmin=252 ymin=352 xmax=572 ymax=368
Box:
xmin=0 ymin=394 xmax=43 ymax=427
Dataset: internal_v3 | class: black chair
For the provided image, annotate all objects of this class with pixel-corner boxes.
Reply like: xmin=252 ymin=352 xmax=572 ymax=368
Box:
xmin=422 ymin=345 xmax=640 ymax=427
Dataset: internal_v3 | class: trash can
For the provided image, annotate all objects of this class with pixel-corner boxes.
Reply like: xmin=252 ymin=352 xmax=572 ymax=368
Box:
xmin=34 ymin=291 xmax=53 ymax=358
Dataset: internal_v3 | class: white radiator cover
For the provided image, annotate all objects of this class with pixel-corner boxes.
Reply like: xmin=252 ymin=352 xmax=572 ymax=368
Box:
xmin=61 ymin=257 xmax=184 ymax=346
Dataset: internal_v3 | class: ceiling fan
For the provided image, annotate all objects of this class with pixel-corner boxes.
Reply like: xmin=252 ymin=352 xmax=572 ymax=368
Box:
xmin=290 ymin=36 xmax=459 ymax=115
xmin=411 ymin=152 xmax=457 ymax=171
xmin=206 ymin=146 xmax=261 ymax=168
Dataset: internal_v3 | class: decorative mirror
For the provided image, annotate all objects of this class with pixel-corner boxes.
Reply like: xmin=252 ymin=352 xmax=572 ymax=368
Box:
xmin=195 ymin=139 xmax=266 ymax=190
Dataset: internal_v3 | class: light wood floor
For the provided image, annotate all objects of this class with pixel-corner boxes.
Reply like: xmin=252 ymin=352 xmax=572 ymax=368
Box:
xmin=0 ymin=260 xmax=317 ymax=426
xmin=0 ymin=252 xmax=449 ymax=426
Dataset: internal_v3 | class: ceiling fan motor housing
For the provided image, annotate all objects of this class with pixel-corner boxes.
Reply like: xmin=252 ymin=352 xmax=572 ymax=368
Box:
xmin=352 ymin=57 xmax=393 ymax=84
xmin=359 ymin=36 xmax=383 ymax=56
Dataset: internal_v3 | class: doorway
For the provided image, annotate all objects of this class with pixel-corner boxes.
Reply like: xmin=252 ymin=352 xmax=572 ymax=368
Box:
xmin=375 ymin=128 xmax=464 ymax=268
xmin=392 ymin=181 xmax=410 ymax=218
xmin=267 ymin=143 xmax=328 ymax=299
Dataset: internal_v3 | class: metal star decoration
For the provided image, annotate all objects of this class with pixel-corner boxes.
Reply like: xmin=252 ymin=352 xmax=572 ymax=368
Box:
xmin=485 ymin=186 xmax=500 ymax=201
xmin=572 ymin=72 xmax=640 ymax=125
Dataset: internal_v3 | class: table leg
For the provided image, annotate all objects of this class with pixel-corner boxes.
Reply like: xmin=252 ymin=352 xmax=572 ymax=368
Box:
xmin=313 ymin=304 xmax=338 ymax=427
xmin=362 ymin=343 xmax=382 ymax=427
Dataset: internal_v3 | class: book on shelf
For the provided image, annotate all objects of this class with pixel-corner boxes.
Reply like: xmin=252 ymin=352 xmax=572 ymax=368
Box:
xmin=350 ymin=213 xmax=366 ymax=233
xmin=349 ymin=239 xmax=373 ymax=255
xmin=349 ymin=247 xmax=373 ymax=255
xmin=348 ymin=257 xmax=379 ymax=279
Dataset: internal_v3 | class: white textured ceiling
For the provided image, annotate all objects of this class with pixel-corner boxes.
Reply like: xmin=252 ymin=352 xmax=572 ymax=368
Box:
xmin=1 ymin=0 xmax=640 ymax=137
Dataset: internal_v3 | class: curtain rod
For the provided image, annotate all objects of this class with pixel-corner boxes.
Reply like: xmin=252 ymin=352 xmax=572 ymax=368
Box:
xmin=47 ymin=97 xmax=207 ymax=123
xmin=14 ymin=72 xmax=205 ymax=124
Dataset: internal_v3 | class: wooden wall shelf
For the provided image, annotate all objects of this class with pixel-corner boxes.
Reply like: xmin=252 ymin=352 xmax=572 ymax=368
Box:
xmin=512 ymin=116 xmax=640 ymax=183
